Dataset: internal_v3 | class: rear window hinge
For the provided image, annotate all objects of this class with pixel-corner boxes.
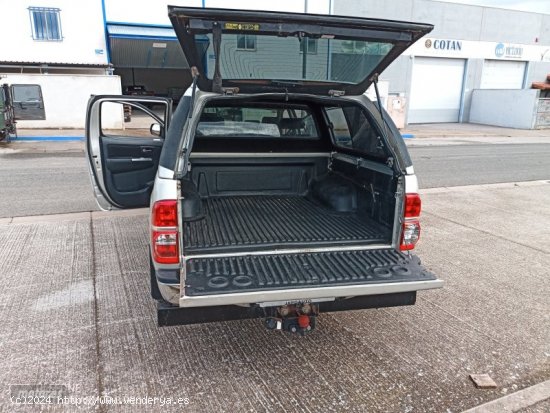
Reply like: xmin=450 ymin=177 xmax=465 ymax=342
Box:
xmin=329 ymin=89 xmax=345 ymax=97
xmin=222 ymin=87 xmax=240 ymax=96
xmin=386 ymin=157 xmax=394 ymax=168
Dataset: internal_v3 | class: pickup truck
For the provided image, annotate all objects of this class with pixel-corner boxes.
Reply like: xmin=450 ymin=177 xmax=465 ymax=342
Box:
xmin=86 ymin=7 xmax=443 ymax=334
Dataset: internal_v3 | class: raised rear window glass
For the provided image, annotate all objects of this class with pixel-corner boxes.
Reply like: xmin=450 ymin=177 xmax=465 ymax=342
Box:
xmin=197 ymin=34 xmax=394 ymax=84
xmin=196 ymin=105 xmax=319 ymax=138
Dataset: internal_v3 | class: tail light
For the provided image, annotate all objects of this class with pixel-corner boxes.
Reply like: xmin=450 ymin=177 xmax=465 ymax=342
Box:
xmin=151 ymin=200 xmax=179 ymax=264
xmin=400 ymin=194 xmax=421 ymax=251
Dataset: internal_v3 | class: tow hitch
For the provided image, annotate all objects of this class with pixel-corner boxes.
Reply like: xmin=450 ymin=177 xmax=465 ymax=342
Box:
xmin=264 ymin=303 xmax=319 ymax=335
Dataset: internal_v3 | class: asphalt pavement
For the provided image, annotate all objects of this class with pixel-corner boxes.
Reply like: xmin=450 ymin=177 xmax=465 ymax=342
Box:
xmin=1 ymin=135 xmax=550 ymax=218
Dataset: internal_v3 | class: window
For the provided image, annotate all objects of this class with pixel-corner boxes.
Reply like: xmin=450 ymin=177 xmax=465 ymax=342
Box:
xmin=300 ymin=38 xmax=318 ymax=54
xmin=236 ymin=35 xmax=256 ymax=50
xmin=196 ymin=105 xmax=319 ymax=138
xmin=325 ymin=105 xmax=388 ymax=160
xmin=29 ymin=7 xmax=62 ymax=41
xmin=101 ymin=101 xmax=166 ymax=139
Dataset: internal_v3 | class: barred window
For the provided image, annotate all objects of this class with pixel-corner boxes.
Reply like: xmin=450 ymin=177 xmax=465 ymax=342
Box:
xmin=29 ymin=7 xmax=62 ymax=41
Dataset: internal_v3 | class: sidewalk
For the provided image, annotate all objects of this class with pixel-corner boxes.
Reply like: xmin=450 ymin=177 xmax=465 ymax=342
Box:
xmin=401 ymin=123 xmax=550 ymax=138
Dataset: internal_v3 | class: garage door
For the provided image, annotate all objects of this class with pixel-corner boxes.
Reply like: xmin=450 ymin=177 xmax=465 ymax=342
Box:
xmin=480 ymin=60 xmax=526 ymax=89
xmin=408 ymin=57 xmax=466 ymax=123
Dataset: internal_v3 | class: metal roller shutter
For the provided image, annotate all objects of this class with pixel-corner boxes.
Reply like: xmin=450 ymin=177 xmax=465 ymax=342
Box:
xmin=480 ymin=60 xmax=526 ymax=89
xmin=408 ymin=57 xmax=466 ymax=123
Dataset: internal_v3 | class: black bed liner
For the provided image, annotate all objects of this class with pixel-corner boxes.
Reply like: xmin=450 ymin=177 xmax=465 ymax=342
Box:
xmin=185 ymin=249 xmax=435 ymax=296
xmin=183 ymin=195 xmax=389 ymax=253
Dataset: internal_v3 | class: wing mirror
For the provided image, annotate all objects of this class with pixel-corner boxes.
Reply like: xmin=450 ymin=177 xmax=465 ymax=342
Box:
xmin=150 ymin=123 xmax=162 ymax=137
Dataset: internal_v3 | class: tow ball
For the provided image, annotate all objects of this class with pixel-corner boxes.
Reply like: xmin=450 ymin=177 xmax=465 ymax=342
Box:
xmin=264 ymin=303 xmax=318 ymax=335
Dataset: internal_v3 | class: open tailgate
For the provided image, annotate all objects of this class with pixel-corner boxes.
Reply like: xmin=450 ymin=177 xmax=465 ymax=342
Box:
xmin=180 ymin=249 xmax=442 ymax=307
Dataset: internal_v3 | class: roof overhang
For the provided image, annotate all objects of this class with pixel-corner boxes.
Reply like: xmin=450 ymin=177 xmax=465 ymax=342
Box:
xmin=106 ymin=23 xmax=188 ymax=69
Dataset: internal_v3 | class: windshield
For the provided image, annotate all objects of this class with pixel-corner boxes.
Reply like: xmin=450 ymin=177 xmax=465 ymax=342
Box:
xmin=196 ymin=105 xmax=319 ymax=138
xmin=196 ymin=34 xmax=394 ymax=84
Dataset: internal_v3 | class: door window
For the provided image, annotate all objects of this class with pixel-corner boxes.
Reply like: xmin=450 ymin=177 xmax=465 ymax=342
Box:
xmin=100 ymin=101 xmax=166 ymax=139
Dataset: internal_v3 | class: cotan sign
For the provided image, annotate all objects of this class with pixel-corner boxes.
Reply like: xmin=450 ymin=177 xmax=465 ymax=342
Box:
xmin=425 ymin=39 xmax=463 ymax=51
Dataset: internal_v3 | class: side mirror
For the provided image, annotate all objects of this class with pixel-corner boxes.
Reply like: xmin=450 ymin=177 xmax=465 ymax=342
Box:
xmin=150 ymin=123 xmax=162 ymax=137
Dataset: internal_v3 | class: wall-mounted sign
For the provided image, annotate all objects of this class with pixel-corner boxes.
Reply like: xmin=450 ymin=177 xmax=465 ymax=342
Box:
xmin=424 ymin=38 xmax=463 ymax=51
xmin=432 ymin=39 xmax=462 ymax=51
xmin=495 ymin=43 xmax=523 ymax=59
xmin=152 ymin=43 xmax=167 ymax=49
xmin=408 ymin=38 xmax=547 ymax=61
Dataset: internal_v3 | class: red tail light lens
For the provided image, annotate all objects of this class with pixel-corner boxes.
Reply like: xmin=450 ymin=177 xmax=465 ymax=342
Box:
xmin=401 ymin=194 xmax=421 ymax=251
xmin=404 ymin=194 xmax=421 ymax=218
xmin=152 ymin=200 xmax=178 ymax=227
xmin=151 ymin=200 xmax=179 ymax=264
xmin=152 ymin=230 xmax=179 ymax=264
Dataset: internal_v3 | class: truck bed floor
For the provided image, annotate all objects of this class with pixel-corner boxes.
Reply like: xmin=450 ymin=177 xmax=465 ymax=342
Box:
xmin=183 ymin=195 xmax=389 ymax=253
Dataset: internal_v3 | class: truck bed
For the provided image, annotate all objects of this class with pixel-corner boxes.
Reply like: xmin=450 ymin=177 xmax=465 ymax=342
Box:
xmin=183 ymin=195 xmax=390 ymax=254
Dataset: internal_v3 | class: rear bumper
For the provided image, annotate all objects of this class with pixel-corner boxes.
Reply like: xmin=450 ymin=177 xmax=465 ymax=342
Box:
xmin=178 ymin=278 xmax=443 ymax=307
xmin=158 ymin=292 xmax=417 ymax=327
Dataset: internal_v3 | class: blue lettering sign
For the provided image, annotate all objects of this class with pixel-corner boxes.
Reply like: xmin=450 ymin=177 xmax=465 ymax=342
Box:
xmin=433 ymin=40 xmax=462 ymax=51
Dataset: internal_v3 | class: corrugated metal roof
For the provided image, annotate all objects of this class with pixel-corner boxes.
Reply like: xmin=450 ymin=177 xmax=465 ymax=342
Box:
xmin=107 ymin=24 xmax=177 ymax=39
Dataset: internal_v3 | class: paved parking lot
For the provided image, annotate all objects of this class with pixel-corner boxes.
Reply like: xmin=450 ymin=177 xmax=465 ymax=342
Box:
xmin=0 ymin=181 xmax=548 ymax=412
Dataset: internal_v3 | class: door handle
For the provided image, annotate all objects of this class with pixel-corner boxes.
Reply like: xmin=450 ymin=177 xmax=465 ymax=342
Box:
xmin=141 ymin=147 xmax=154 ymax=153
xmin=131 ymin=157 xmax=153 ymax=162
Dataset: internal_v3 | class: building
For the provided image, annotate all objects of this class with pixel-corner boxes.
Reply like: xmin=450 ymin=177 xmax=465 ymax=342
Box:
xmin=334 ymin=0 xmax=550 ymax=125
xmin=0 ymin=0 xmax=120 ymax=128
xmin=1 ymin=0 xmax=549 ymax=128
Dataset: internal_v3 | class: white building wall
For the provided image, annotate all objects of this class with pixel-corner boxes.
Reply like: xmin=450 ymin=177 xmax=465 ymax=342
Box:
xmin=104 ymin=0 xmax=330 ymax=26
xmin=1 ymin=74 xmax=122 ymax=128
xmin=470 ymin=89 xmax=539 ymax=129
xmin=0 ymin=0 xmax=108 ymax=65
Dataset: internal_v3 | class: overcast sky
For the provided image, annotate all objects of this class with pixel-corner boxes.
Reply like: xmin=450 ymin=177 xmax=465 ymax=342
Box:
xmin=437 ymin=0 xmax=550 ymax=14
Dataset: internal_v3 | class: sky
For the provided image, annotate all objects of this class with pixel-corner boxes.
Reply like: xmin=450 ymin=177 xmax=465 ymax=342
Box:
xmin=437 ymin=0 xmax=550 ymax=14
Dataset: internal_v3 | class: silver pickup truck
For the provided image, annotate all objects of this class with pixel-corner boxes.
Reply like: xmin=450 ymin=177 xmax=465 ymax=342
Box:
xmin=86 ymin=7 xmax=442 ymax=334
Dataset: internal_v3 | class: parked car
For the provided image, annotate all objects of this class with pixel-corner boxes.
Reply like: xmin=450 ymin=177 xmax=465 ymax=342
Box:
xmin=123 ymin=85 xmax=156 ymax=112
xmin=123 ymin=84 xmax=155 ymax=97
xmin=86 ymin=7 xmax=442 ymax=334
xmin=1 ymin=83 xmax=46 ymax=141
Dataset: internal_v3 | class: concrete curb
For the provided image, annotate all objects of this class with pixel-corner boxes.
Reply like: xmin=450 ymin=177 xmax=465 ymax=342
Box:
xmin=16 ymin=136 xmax=84 ymax=141
xmin=0 ymin=209 xmax=147 ymax=225
xmin=461 ymin=380 xmax=550 ymax=413
xmin=420 ymin=179 xmax=550 ymax=194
